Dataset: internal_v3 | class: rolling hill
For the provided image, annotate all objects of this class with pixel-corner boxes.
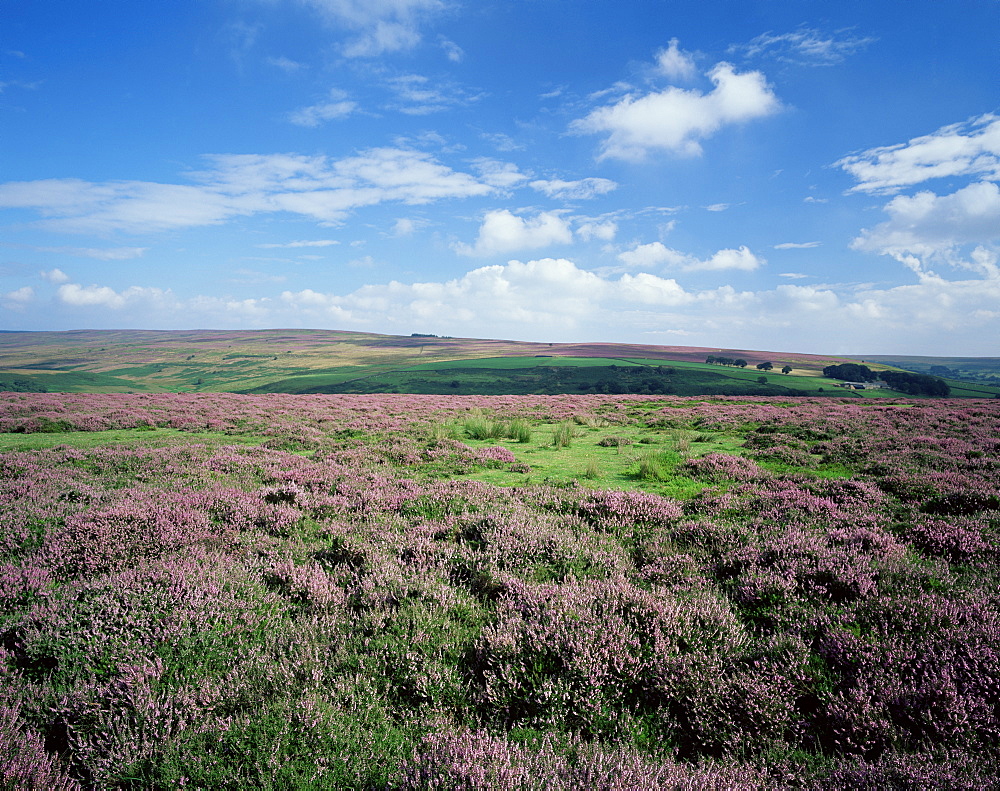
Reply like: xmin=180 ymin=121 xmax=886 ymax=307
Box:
xmin=1 ymin=329 xmax=997 ymax=398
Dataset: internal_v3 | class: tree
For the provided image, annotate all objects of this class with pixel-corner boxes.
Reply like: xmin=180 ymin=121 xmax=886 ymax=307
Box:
xmin=757 ymin=376 xmax=768 ymax=385
xmin=734 ymin=359 xmax=748 ymax=368
xmin=880 ymin=371 xmax=950 ymax=397
xmin=822 ymin=363 xmax=875 ymax=382
xmin=705 ymin=355 xmax=716 ymax=365
xmin=781 ymin=365 xmax=793 ymax=375
xmin=756 ymin=362 xmax=773 ymax=371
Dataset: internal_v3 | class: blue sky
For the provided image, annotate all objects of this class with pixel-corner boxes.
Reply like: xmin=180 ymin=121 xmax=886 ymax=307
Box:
xmin=2 ymin=0 xmax=999 ymax=355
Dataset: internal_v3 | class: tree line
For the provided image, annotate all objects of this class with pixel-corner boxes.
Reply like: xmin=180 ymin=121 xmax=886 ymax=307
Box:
xmin=822 ymin=363 xmax=950 ymax=396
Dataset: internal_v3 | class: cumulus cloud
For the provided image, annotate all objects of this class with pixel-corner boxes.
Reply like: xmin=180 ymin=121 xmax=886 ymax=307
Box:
xmin=836 ymin=114 xmax=1000 ymax=194
xmin=576 ymin=220 xmax=617 ymax=242
xmin=618 ymin=242 xmax=763 ymax=272
xmin=57 ymin=283 xmax=126 ymax=308
xmin=571 ymin=59 xmax=780 ymax=160
xmin=454 ymin=210 xmax=573 ymax=257
xmin=0 ymin=148 xmax=498 ymax=234
xmin=288 ymin=90 xmax=358 ymax=127
xmin=3 ymin=286 xmax=33 ymax=302
xmin=529 ymin=178 xmax=618 ymax=200
xmin=21 ymin=257 xmax=1000 ymax=354
xmin=852 ymin=181 xmax=1000 ymax=258
xmin=40 ymin=268 xmax=70 ymax=283
xmin=734 ymin=27 xmax=875 ymax=66
xmin=472 ymin=159 xmax=529 ymax=190
xmin=279 ymin=258 xmax=696 ymax=331
xmin=655 ymin=39 xmax=697 ymax=81
xmin=300 ymin=0 xmax=446 ymax=57
xmin=391 ymin=218 xmax=417 ymax=236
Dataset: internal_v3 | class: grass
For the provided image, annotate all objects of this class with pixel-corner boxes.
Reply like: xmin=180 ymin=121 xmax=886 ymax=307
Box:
xmin=455 ymin=422 xmax=723 ymax=495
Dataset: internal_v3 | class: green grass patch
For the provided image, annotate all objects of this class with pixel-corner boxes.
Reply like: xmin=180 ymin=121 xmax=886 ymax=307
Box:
xmin=455 ymin=422 xmax=734 ymax=497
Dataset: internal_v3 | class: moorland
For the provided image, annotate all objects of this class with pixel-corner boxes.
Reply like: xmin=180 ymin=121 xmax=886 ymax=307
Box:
xmin=2 ymin=331 xmax=1000 ymax=789
xmin=2 ymin=328 xmax=999 ymax=398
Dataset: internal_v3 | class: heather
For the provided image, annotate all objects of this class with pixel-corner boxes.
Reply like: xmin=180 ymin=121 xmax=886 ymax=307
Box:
xmin=1 ymin=393 xmax=998 ymax=788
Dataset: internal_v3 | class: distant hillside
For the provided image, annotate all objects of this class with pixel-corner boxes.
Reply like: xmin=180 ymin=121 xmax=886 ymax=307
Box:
xmin=0 ymin=329 xmax=996 ymax=398
xmin=848 ymin=354 xmax=1000 ymax=392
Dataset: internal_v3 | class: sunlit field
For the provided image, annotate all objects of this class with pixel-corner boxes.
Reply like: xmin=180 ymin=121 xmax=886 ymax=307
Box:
xmin=2 ymin=392 xmax=998 ymax=788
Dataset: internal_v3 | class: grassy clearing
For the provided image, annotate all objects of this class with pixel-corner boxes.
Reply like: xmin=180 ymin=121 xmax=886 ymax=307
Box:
xmin=455 ymin=421 xmax=734 ymax=495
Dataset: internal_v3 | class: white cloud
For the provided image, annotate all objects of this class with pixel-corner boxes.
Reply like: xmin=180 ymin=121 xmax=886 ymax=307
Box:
xmin=300 ymin=0 xmax=446 ymax=57
xmin=40 ymin=268 xmax=71 ymax=283
xmin=704 ymin=203 xmax=730 ymax=212
xmin=617 ymin=242 xmax=689 ymax=270
xmin=571 ymin=60 xmax=780 ymax=160
xmin=24 ymin=258 xmax=1000 ymax=355
xmin=836 ymin=114 xmax=1000 ymax=194
xmin=774 ymin=241 xmax=820 ymax=249
xmin=281 ymin=258 xmax=695 ymax=331
xmin=618 ymin=242 xmax=763 ymax=272
xmin=779 ymin=272 xmax=809 ymax=279
xmin=529 ymin=178 xmax=618 ymax=200
xmin=392 ymin=218 xmax=415 ymax=236
xmin=57 ymin=283 xmax=127 ymax=309
xmin=3 ymin=286 xmax=33 ymax=302
xmin=0 ymin=148 xmax=497 ymax=234
xmin=288 ymin=90 xmax=358 ymax=127
xmin=735 ymin=27 xmax=875 ymax=66
xmin=655 ymin=39 xmax=696 ymax=81
xmin=472 ymin=159 xmax=529 ymax=190
xmin=576 ymin=220 xmax=617 ymax=242
xmin=391 ymin=217 xmax=425 ymax=236
xmin=454 ymin=210 xmax=574 ymax=257
xmin=852 ymin=181 xmax=1000 ymax=258
xmin=702 ymin=247 xmax=763 ymax=271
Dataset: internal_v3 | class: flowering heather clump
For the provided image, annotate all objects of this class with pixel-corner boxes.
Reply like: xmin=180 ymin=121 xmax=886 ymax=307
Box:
xmin=0 ymin=393 xmax=998 ymax=787
xmin=680 ymin=452 xmax=765 ymax=482
xmin=1 ymin=699 xmax=80 ymax=790
xmin=475 ymin=445 xmax=517 ymax=467
xmin=396 ymin=730 xmax=771 ymax=789
xmin=574 ymin=489 xmax=684 ymax=530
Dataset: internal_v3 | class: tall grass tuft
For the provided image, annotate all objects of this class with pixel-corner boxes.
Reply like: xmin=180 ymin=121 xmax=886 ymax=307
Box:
xmin=427 ymin=421 xmax=454 ymax=442
xmin=507 ymin=418 xmax=533 ymax=443
xmin=635 ymin=449 xmax=681 ymax=481
xmin=666 ymin=428 xmax=692 ymax=457
xmin=583 ymin=458 xmax=602 ymax=480
xmin=552 ymin=421 xmax=576 ymax=449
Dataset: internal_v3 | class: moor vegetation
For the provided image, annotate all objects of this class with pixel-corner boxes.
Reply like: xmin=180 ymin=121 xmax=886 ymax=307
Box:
xmin=1 ymin=392 xmax=999 ymax=788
